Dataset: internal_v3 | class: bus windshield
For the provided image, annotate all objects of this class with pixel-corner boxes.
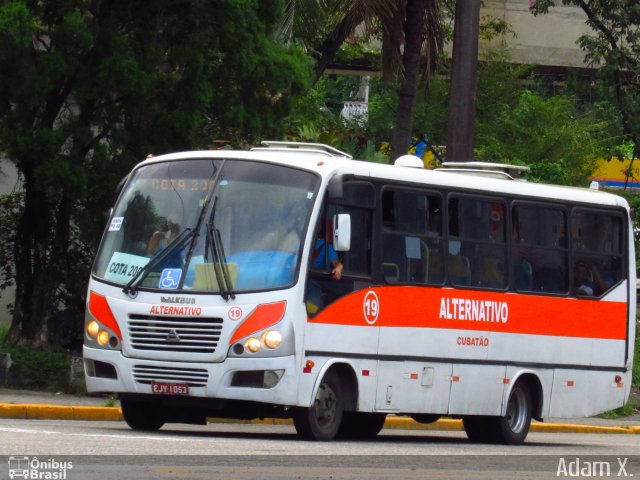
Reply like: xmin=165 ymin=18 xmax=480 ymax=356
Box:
xmin=93 ymin=159 xmax=318 ymax=294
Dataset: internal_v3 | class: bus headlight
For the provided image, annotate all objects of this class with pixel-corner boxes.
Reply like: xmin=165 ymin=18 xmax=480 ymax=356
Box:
xmin=97 ymin=330 xmax=110 ymax=346
xmin=262 ymin=330 xmax=282 ymax=349
xmin=86 ymin=321 xmax=100 ymax=339
xmin=245 ymin=337 xmax=261 ymax=353
xmin=86 ymin=320 xmax=120 ymax=348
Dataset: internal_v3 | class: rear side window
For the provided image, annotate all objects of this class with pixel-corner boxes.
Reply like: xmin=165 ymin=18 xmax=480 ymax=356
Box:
xmin=571 ymin=210 xmax=624 ymax=297
xmin=512 ymin=204 xmax=568 ymax=294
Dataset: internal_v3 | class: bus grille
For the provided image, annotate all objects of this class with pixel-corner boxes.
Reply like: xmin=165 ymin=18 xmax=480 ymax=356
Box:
xmin=133 ymin=365 xmax=209 ymax=387
xmin=128 ymin=314 xmax=223 ymax=353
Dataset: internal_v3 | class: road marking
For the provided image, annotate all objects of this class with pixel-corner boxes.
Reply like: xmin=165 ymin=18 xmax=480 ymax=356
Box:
xmin=0 ymin=426 xmax=189 ymax=441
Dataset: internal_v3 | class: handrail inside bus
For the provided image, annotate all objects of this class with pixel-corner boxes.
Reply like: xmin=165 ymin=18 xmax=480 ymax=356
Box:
xmin=255 ymin=141 xmax=353 ymax=159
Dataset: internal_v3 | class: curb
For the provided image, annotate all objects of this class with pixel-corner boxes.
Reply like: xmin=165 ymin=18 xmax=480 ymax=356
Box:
xmin=0 ymin=404 xmax=123 ymax=421
xmin=1 ymin=403 xmax=639 ymax=434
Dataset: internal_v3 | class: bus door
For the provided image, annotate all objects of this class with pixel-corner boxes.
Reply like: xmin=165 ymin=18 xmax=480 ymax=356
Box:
xmin=374 ymin=188 xmax=452 ymax=414
xmin=305 ymin=181 xmax=379 ymax=401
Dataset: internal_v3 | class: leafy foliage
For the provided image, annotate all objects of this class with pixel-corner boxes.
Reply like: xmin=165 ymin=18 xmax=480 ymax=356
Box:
xmin=0 ymin=0 xmax=311 ymax=347
xmin=476 ymin=90 xmax=610 ymax=185
xmin=530 ymin=0 xmax=640 ymax=174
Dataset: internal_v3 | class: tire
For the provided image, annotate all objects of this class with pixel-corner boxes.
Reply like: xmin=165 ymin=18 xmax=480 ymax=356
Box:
xmin=338 ymin=412 xmax=387 ymax=439
xmin=121 ymin=398 xmax=165 ymax=431
xmin=463 ymin=415 xmax=496 ymax=443
xmin=463 ymin=383 xmax=532 ymax=445
xmin=492 ymin=382 xmax=532 ymax=445
xmin=293 ymin=371 xmax=344 ymax=441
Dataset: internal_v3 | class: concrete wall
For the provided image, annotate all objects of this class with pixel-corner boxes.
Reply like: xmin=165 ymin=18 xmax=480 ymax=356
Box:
xmin=0 ymin=159 xmax=18 ymax=328
xmin=481 ymin=0 xmax=593 ymax=69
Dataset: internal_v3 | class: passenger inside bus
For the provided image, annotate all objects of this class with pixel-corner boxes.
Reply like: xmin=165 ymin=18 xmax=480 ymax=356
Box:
xmin=312 ymin=232 xmax=344 ymax=280
xmin=574 ymin=260 xmax=612 ymax=297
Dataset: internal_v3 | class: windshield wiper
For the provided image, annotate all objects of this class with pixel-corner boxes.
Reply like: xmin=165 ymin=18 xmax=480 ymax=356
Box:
xmin=205 ymin=198 xmax=235 ymax=301
xmin=123 ymin=227 xmax=194 ymax=297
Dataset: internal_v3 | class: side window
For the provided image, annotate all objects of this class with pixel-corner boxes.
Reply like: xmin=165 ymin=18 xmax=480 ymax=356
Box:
xmin=335 ymin=202 xmax=372 ymax=276
xmin=306 ymin=182 xmax=374 ymax=316
xmin=513 ymin=204 xmax=568 ymax=294
xmin=448 ymin=196 xmax=507 ymax=289
xmin=381 ymin=189 xmax=444 ymax=285
xmin=571 ymin=210 xmax=624 ymax=297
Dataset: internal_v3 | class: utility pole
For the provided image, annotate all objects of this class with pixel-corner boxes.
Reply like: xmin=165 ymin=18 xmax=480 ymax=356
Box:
xmin=446 ymin=0 xmax=480 ymax=162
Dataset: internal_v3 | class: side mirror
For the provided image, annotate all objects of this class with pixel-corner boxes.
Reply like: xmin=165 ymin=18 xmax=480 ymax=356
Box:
xmin=333 ymin=214 xmax=351 ymax=252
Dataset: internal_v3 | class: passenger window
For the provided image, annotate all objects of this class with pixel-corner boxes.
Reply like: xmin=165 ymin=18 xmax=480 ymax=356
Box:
xmin=513 ymin=204 xmax=568 ymax=294
xmin=448 ymin=196 xmax=507 ymax=289
xmin=571 ymin=210 xmax=623 ymax=297
xmin=382 ymin=190 xmax=444 ymax=285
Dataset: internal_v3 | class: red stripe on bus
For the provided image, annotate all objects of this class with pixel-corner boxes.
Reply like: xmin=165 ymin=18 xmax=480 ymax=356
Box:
xmin=229 ymin=301 xmax=286 ymax=344
xmin=308 ymin=286 xmax=627 ymax=340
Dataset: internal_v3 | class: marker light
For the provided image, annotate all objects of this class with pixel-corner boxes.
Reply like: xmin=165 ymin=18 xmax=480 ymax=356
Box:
xmin=86 ymin=321 xmax=100 ymax=339
xmin=303 ymin=360 xmax=315 ymax=373
xmin=97 ymin=330 xmax=110 ymax=346
xmin=245 ymin=337 xmax=261 ymax=353
xmin=262 ymin=330 xmax=282 ymax=349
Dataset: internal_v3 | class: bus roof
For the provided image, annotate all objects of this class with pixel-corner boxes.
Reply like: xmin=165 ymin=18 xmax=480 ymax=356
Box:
xmin=140 ymin=147 xmax=629 ymax=210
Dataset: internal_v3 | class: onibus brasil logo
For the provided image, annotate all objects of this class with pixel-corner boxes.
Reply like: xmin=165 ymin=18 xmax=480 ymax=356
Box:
xmin=8 ymin=456 xmax=73 ymax=479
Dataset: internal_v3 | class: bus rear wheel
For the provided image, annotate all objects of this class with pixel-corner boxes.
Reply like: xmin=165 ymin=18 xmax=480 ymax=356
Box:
xmin=463 ymin=382 xmax=532 ymax=445
xmin=493 ymin=382 xmax=532 ymax=445
xmin=121 ymin=397 xmax=165 ymax=431
xmin=293 ymin=371 xmax=344 ymax=441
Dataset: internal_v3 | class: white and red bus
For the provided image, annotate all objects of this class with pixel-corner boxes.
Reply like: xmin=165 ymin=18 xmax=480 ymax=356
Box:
xmin=84 ymin=142 xmax=636 ymax=444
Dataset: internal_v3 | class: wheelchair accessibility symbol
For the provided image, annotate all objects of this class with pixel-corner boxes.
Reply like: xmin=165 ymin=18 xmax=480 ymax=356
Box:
xmin=159 ymin=268 xmax=182 ymax=289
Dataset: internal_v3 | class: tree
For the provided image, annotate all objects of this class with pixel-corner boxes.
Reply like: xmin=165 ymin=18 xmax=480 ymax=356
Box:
xmin=293 ymin=0 xmax=444 ymax=161
xmin=0 ymin=0 xmax=311 ymax=347
xmin=390 ymin=0 xmax=442 ymax=161
xmin=475 ymin=90 xmax=611 ymax=185
xmin=445 ymin=0 xmax=480 ymax=162
xmin=530 ymin=0 xmax=640 ymax=187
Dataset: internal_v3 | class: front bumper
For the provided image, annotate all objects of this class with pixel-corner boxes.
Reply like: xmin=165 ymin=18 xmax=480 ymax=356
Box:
xmin=83 ymin=345 xmax=299 ymax=406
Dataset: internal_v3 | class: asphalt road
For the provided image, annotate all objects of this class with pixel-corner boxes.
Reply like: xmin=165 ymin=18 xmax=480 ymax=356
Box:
xmin=1 ymin=419 xmax=640 ymax=480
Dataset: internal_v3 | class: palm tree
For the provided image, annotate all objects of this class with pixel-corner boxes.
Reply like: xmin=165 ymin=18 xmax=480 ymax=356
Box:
xmin=284 ymin=0 xmax=444 ymax=162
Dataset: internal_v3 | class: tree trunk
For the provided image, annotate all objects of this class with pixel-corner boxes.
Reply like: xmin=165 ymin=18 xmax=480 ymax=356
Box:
xmin=390 ymin=0 xmax=428 ymax=162
xmin=8 ymin=165 xmax=56 ymax=346
xmin=445 ymin=0 xmax=480 ymax=162
xmin=312 ymin=8 xmax=367 ymax=85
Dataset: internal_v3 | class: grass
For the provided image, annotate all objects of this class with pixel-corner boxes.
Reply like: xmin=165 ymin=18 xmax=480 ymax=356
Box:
xmin=634 ymin=320 xmax=640 ymax=389
xmin=0 ymin=342 xmax=73 ymax=393
xmin=599 ymin=318 xmax=640 ymax=419
xmin=0 ymin=324 xmax=8 ymax=344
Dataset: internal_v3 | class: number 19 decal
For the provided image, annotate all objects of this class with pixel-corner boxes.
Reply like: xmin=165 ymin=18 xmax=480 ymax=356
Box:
xmin=363 ymin=290 xmax=380 ymax=325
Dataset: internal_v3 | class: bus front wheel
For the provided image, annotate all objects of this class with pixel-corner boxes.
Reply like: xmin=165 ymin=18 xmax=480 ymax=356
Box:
xmin=293 ymin=370 xmax=344 ymax=441
xmin=338 ymin=412 xmax=387 ymax=439
xmin=121 ymin=397 xmax=165 ymax=431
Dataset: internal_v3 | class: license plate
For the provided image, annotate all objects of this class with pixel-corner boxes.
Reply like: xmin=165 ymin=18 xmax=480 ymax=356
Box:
xmin=151 ymin=381 xmax=189 ymax=396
